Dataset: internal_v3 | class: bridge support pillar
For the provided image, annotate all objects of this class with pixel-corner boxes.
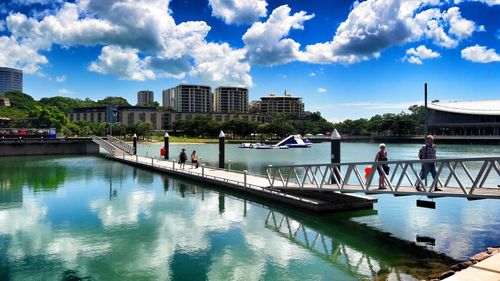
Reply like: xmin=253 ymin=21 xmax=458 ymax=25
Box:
xmin=163 ymin=132 xmax=169 ymax=160
xmin=219 ymin=131 xmax=225 ymax=169
xmin=331 ymin=129 xmax=341 ymax=184
xmin=133 ymin=133 xmax=137 ymax=155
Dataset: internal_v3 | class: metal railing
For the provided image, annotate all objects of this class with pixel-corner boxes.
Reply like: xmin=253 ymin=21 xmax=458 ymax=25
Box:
xmin=92 ymin=136 xmax=116 ymax=155
xmin=106 ymin=135 xmax=135 ymax=155
xmin=266 ymin=157 xmax=500 ymax=199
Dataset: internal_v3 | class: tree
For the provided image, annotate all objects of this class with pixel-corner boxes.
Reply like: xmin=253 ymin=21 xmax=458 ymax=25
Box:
xmin=29 ymin=105 xmax=68 ymax=130
xmin=40 ymin=96 xmax=96 ymax=113
xmin=0 ymin=92 xmax=38 ymax=110
xmin=143 ymin=101 xmax=160 ymax=108
xmin=96 ymin=96 xmax=131 ymax=106
xmin=135 ymin=121 xmax=153 ymax=138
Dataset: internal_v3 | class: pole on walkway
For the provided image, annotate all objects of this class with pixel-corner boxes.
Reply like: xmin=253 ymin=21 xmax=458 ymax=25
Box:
xmin=331 ymin=129 xmax=341 ymax=184
xmin=219 ymin=131 xmax=225 ymax=169
xmin=164 ymin=132 xmax=169 ymax=160
xmin=133 ymin=133 xmax=137 ymax=155
xmin=424 ymin=83 xmax=428 ymax=138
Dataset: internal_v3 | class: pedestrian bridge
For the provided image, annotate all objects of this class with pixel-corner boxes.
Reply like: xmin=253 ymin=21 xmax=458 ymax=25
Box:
xmin=265 ymin=157 xmax=500 ymax=200
xmin=92 ymin=136 xmax=500 ymax=208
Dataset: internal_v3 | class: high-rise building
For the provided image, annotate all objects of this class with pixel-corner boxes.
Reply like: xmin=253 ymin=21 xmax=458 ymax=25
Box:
xmin=0 ymin=67 xmax=23 ymax=94
xmin=163 ymin=84 xmax=212 ymax=112
xmin=259 ymin=91 xmax=304 ymax=118
xmin=214 ymin=87 xmax=248 ymax=113
xmin=137 ymin=90 xmax=154 ymax=106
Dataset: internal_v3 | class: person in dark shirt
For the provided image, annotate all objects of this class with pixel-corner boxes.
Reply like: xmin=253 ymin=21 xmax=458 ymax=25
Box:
xmin=417 ymin=135 xmax=441 ymax=191
xmin=179 ymin=148 xmax=187 ymax=169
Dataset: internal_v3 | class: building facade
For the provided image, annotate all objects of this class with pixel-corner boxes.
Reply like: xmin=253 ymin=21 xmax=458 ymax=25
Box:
xmin=67 ymin=106 xmax=163 ymax=130
xmin=164 ymin=112 xmax=270 ymax=127
xmin=163 ymin=84 xmax=212 ymax=112
xmin=0 ymin=67 xmax=23 ymax=94
xmin=259 ymin=92 xmax=304 ymax=118
xmin=214 ymin=87 xmax=248 ymax=113
xmin=428 ymin=100 xmax=500 ymax=136
xmin=137 ymin=90 xmax=154 ymax=106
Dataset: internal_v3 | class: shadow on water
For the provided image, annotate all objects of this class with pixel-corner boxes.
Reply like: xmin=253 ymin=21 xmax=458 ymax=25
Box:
xmin=161 ymin=175 xmax=458 ymax=281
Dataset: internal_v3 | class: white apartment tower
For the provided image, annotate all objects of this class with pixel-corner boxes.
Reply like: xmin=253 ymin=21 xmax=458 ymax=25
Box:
xmin=214 ymin=87 xmax=248 ymax=113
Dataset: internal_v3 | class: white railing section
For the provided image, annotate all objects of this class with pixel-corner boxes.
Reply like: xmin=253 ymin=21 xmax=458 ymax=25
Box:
xmin=92 ymin=136 xmax=117 ymax=155
xmin=266 ymin=157 xmax=500 ymax=199
xmin=106 ymin=135 xmax=135 ymax=155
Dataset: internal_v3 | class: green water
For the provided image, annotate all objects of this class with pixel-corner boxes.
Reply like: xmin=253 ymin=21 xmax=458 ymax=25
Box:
xmin=1 ymin=143 xmax=499 ymax=280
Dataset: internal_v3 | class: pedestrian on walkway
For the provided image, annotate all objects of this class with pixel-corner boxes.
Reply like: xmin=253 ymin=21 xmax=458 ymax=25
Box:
xmin=375 ymin=143 xmax=389 ymax=190
xmin=417 ymin=135 xmax=441 ymax=191
xmin=179 ymin=148 xmax=187 ymax=169
xmin=191 ymin=150 xmax=199 ymax=169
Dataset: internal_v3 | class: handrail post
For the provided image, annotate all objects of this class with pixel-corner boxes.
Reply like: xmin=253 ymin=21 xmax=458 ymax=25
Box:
xmin=244 ymin=170 xmax=247 ymax=188
xmin=151 ymin=157 xmax=154 ymax=166
xmin=136 ymin=155 xmax=138 ymax=162
xmin=228 ymin=160 xmax=232 ymax=171
xmin=172 ymin=160 xmax=175 ymax=170
xmin=202 ymin=164 xmax=205 ymax=177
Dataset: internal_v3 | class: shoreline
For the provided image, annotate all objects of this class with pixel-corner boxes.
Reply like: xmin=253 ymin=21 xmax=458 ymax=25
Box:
xmin=429 ymin=246 xmax=500 ymax=280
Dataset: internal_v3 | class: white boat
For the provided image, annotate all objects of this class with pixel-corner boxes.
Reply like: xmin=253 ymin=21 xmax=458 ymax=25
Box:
xmin=251 ymin=143 xmax=273 ymax=149
xmin=239 ymin=143 xmax=252 ymax=148
xmin=275 ymin=135 xmax=312 ymax=148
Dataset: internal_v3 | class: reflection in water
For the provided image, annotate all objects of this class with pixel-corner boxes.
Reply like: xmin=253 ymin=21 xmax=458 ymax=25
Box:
xmin=264 ymin=209 xmax=455 ymax=280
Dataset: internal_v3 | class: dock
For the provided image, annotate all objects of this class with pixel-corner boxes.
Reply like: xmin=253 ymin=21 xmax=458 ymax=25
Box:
xmin=107 ymin=153 xmax=377 ymax=212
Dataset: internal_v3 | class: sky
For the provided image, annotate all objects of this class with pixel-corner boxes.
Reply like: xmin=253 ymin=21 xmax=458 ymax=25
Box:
xmin=0 ymin=0 xmax=498 ymax=121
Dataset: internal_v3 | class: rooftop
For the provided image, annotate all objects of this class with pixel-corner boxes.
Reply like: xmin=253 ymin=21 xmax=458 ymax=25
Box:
xmin=428 ymin=100 xmax=500 ymax=116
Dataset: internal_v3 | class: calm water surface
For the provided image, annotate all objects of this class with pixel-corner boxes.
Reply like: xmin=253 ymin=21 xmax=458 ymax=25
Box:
xmin=0 ymin=143 xmax=498 ymax=280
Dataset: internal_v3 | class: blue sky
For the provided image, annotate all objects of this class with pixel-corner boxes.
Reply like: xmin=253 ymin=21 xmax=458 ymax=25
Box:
xmin=0 ymin=0 xmax=498 ymax=121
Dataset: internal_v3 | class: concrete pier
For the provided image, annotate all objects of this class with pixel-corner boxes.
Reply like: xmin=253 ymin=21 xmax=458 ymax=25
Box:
xmin=107 ymin=154 xmax=377 ymax=213
xmin=0 ymin=138 xmax=99 ymax=156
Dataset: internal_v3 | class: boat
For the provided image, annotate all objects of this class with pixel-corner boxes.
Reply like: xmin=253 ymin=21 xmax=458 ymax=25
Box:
xmin=239 ymin=143 xmax=252 ymax=149
xmin=275 ymin=135 xmax=312 ymax=148
xmin=251 ymin=143 xmax=273 ymax=149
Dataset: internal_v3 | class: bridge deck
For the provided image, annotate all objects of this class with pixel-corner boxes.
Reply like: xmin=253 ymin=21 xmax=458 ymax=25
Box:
xmin=273 ymin=184 xmax=500 ymax=199
xmin=107 ymin=154 xmax=377 ymax=212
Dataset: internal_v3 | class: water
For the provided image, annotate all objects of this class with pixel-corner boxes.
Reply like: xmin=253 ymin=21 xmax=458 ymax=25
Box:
xmin=0 ymin=143 xmax=499 ymax=280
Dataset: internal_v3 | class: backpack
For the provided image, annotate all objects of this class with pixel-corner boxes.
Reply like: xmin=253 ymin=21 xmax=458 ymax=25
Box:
xmin=418 ymin=146 xmax=425 ymax=159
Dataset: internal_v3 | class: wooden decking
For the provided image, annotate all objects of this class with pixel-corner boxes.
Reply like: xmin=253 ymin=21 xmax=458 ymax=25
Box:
xmin=106 ymin=154 xmax=377 ymax=212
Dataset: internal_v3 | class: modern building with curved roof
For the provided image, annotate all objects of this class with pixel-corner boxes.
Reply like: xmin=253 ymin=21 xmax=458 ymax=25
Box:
xmin=428 ymin=100 xmax=500 ymax=136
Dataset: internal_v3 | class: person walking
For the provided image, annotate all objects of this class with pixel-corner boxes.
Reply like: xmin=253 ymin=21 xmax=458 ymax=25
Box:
xmin=375 ymin=143 xmax=389 ymax=190
xmin=191 ymin=150 xmax=199 ymax=169
xmin=179 ymin=148 xmax=187 ymax=169
xmin=416 ymin=135 xmax=441 ymax=191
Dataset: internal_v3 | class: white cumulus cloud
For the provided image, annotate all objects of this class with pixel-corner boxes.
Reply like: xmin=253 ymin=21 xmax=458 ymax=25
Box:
xmin=58 ymin=88 xmax=73 ymax=95
xmin=403 ymin=45 xmax=440 ymax=64
xmin=209 ymin=0 xmax=267 ymax=25
xmin=302 ymin=0 xmax=479 ymax=64
xmin=317 ymin=88 xmax=327 ymax=93
xmin=4 ymin=0 xmax=252 ymax=86
xmin=0 ymin=36 xmax=48 ymax=73
xmin=243 ymin=5 xmax=314 ymax=66
xmin=55 ymin=75 xmax=66 ymax=82
xmin=461 ymin=45 xmax=500 ymax=63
